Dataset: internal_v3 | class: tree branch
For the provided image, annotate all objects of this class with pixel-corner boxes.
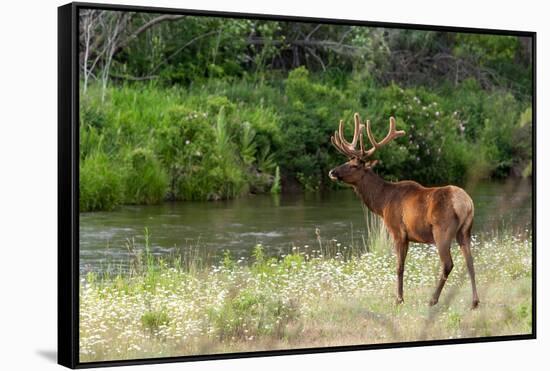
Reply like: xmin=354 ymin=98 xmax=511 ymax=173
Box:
xmin=109 ymin=72 xmax=159 ymax=81
xmin=149 ymin=30 xmax=219 ymax=75
xmin=112 ymin=14 xmax=187 ymax=57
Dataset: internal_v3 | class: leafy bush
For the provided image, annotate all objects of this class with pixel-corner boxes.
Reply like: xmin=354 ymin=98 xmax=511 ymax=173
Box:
xmin=280 ymin=67 xmax=354 ymax=190
xmin=156 ymin=105 xmax=251 ymax=201
xmin=479 ymin=92 xmax=523 ymax=178
xmin=358 ymin=83 xmax=477 ymax=184
xmin=156 ymin=105 xmax=215 ymax=200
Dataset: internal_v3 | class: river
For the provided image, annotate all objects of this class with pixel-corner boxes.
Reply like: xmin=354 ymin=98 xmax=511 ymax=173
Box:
xmin=79 ymin=179 xmax=532 ymax=273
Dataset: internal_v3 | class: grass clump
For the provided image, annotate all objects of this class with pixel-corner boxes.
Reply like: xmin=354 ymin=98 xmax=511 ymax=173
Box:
xmin=141 ymin=310 xmax=170 ymax=334
xmin=80 ymin=152 xmax=122 ymax=212
xmin=122 ymin=148 xmax=168 ymax=205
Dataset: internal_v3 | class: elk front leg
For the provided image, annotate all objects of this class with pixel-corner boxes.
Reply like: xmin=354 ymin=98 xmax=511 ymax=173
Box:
xmin=395 ymin=240 xmax=409 ymax=305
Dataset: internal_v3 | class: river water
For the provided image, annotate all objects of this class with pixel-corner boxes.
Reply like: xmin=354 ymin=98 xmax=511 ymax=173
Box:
xmin=79 ymin=179 xmax=532 ymax=273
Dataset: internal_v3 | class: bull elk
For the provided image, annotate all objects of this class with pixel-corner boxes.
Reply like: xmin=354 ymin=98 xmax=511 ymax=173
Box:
xmin=328 ymin=113 xmax=479 ymax=309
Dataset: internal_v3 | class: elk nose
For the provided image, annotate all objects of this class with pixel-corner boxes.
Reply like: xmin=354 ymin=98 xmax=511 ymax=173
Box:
xmin=329 ymin=170 xmax=338 ymax=180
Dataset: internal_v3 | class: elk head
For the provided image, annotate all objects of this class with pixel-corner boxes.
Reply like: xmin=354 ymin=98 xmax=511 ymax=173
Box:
xmin=328 ymin=113 xmax=405 ymax=185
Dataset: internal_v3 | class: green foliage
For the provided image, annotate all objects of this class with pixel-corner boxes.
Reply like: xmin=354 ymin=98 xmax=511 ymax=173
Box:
xmin=516 ymin=302 xmax=531 ymax=324
xmin=281 ymin=67 xmax=352 ymax=190
xmin=122 ymin=148 xmax=168 ymax=204
xmin=250 ymin=244 xmax=278 ymax=277
xmin=282 ymin=252 xmax=305 ymax=270
xmin=252 ymin=244 xmax=265 ymax=264
xmin=141 ymin=310 xmax=170 ymax=333
xmin=518 ymin=108 xmax=533 ymax=177
xmin=270 ymin=166 xmax=281 ymax=194
xmin=239 ymin=121 xmax=257 ymax=167
xmin=447 ymin=310 xmax=462 ymax=330
xmin=362 ymin=205 xmax=391 ymax=254
xmin=80 ymin=84 xmax=284 ymax=209
xmin=80 ymin=152 xmax=123 ymax=212
xmin=80 ymin=61 xmax=532 ymax=210
xmin=158 ymin=104 xmax=249 ymax=201
xmin=222 ymin=250 xmax=235 ymax=270
xmin=357 ymin=83 xmax=477 ymax=184
xmin=477 ymin=93 xmax=532 ymax=178
xmin=453 ymin=34 xmax=531 ymax=97
xmin=209 ymin=288 xmax=298 ymax=340
xmin=155 ymin=105 xmax=214 ymax=200
xmin=211 ymin=107 xmax=248 ymax=199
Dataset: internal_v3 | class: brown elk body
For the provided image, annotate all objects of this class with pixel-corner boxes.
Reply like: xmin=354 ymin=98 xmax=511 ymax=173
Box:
xmin=329 ymin=113 xmax=479 ymax=309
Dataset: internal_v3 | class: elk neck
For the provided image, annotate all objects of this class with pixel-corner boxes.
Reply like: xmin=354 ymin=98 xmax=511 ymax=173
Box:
xmin=353 ymin=169 xmax=393 ymax=216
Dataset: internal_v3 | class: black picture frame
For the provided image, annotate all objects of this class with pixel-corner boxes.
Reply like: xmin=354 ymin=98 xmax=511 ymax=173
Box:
xmin=58 ymin=2 xmax=537 ymax=368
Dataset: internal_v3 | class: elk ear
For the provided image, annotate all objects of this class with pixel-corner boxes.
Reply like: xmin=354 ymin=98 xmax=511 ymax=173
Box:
xmin=364 ymin=160 xmax=379 ymax=168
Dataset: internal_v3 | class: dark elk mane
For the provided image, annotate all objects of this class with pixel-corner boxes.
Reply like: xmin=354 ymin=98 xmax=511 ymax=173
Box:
xmin=352 ymin=168 xmax=392 ymax=216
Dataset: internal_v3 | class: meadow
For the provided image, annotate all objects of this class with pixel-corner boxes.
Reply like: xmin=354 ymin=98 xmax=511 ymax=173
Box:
xmin=79 ymin=226 xmax=532 ymax=362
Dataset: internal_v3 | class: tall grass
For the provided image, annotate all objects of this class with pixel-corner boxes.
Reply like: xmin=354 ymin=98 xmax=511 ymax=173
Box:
xmin=362 ymin=204 xmax=392 ymax=254
xmin=80 ymin=83 xmax=280 ymax=211
xmin=80 ymin=228 xmax=532 ymax=361
xmin=79 ymin=152 xmax=122 ymax=212
xmin=270 ymin=166 xmax=281 ymax=194
xmin=122 ymin=148 xmax=168 ymax=205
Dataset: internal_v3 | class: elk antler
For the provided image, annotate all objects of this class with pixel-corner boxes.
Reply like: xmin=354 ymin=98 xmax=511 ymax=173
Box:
xmin=331 ymin=113 xmax=405 ymax=160
xmin=365 ymin=116 xmax=406 ymax=152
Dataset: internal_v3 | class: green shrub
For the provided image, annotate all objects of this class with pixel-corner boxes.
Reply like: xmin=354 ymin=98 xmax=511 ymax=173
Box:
xmin=480 ymin=93 xmax=530 ymax=178
xmin=280 ymin=67 xmax=354 ymax=190
xmin=170 ymin=107 xmax=247 ymax=200
xmin=356 ymin=83 xmax=481 ymax=184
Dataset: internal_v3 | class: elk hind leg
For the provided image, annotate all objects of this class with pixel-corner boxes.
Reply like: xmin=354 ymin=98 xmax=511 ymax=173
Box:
xmin=457 ymin=226 xmax=480 ymax=309
xmin=430 ymin=226 xmax=455 ymax=306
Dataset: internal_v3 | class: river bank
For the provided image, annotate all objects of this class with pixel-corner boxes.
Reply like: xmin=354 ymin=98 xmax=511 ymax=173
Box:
xmin=79 ymin=230 xmax=532 ymax=362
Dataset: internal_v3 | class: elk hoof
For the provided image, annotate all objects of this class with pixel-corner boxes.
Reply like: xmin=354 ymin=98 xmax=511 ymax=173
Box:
xmin=395 ymin=297 xmax=404 ymax=305
xmin=429 ymin=298 xmax=438 ymax=306
xmin=471 ymin=299 xmax=480 ymax=310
